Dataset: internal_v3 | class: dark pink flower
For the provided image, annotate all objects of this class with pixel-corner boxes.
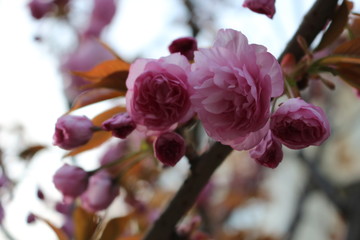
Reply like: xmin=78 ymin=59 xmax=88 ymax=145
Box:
xmin=81 ymin=171 xmax=119 ymax=212
xmin=190 ymin=29 xmax=283 ymax=150
xmin=28 ymin=0 xmax=53 ymax=19
xmin=169 ymin=37 xmax=198 ymax=61
xmin=249 ymin=131 xmax=283 ymax=168
xmin=53 ymin=115 xmax=94 ymax=150
xmin=102 ymin=113 xmax=136 ymax=139
xmin=154 ymin=132 xmax=185 ymax=166
xmin=83 ymin=0 xmax=117 ymax=37
xmin=270 ymin=98 xmax=330 ymax=149
xmin=126 ymin=54 xmax=194 ymax=135
xmin=53 ymin=164 xmax=89 ymax=201
xmin=26 ymin=213 xmax=36 ymax=224
xmin=243 ymin=0 xmax=276 ymax=19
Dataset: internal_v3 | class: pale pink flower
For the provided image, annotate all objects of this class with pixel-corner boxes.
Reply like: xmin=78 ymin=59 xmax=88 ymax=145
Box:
xmin=154 ymin=132 xmax=185 ymax=166
xmin=126 ymin=53 xmax=194 ymax=135
xmin=61 ymin=37 xmax=113 ymax=102
xmin=53 ymin=164 xmax=89 ymax=201
xmin=190 ymin=29 xmax=283 ymax=150
xmin=270 ymin=98 xmax=330 ymax=149
xmin=53 ymin=115 xmax=94 ymax=150
xmin=81 ymin=171 xmax=119 ymax=212
xmin=249 ymin=131 xmax=283 ymax=168
xmin=243 ymin=0 xmax=276 ymax=19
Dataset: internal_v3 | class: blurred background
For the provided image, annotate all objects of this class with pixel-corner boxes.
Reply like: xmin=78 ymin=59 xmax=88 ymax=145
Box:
xmin=0 ymin=0 xmax=359 ymax=239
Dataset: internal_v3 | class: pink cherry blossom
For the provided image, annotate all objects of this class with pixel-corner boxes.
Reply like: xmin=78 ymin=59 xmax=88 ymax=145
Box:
xmin=270 ymin=98 xmax=330 ymax=149
xmin=53 ymin=164 xmax=89 ymax=201
xmin=83 ymin=0 xmax=117 ymax=37
xmin=243 ymin=0 xmax=276 ymax=19
xmin=154 ymin=132 xmax=185 ymax=166
xmin=80 ymin=171 xmax=119 ymax=212
xmin=190 ymin=29 xmax=283 ymax=150
xmin=102 ymin=112 xmax=136 ymax=139
xmin=168 ymin=37 xmax=198 ymax=61
xmin=61 ymin=37 xmax=114 ymax=102
xmin=53 ymin=115 xmax=94 ymax=150
xmin=249 ymin=131 xmax=283 ymax=168
xmin=126 ymin=53 xmax=194 ymax=135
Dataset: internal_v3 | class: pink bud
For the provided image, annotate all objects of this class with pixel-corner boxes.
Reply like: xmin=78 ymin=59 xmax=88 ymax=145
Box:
xmin=37 ymin=187 xmax=45 ymax=200
xmin=154 ymin=132 xmax=185 ymax=166
xmin=168 ymin=37 xmax=198 ymax=61
xmin=270 ymin=98 xmax=330 ymax=149
xmin=53 ymin=164 xmax=89 ymax=201
xmin=26 ymin=213 xmax=36 ymax=224
xmin=53 ymin=115 xmax=94 ymax=150
xmin=249 ymin=131 xmax=283 ymax=168
xmin=83 ymin=0 xmax=117 ymax=37
xmin=80 ymin=171 xmax=119 ymax=212
xmin=28 ymin=0 xmax=53 ymax=19
xmin=102 ymin=113 xmax=136 ymax=139
xmin=243 ymin=0 xmax=276 ymax=19
xmin=99 ymin=141 xmax=126 ymax=176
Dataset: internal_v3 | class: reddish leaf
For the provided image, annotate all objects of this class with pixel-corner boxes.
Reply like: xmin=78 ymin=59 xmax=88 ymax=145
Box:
xmin=333 ymin=37 xmax=360 ymax=56
xmin=319 ymin=56 xmax=360 ymax=65
xmin=81 ymin=71 xmax=128 ymax=91
xmin=99 ymin=214 xmax=133 ymax=240
xmin=65 ymin=106 xmax=126 ymax=157
xmin=72 ymin=59 xmax=130 ymax=82
xmin=116 ymin=235 xmax=142 ymax=240
xmin=68 ymin=88 xmax=125 ymax=113
xmin=73 ymin=207 xmax=100 ymax=240
xmin=19 ymin=144 xmax=46 ymax=160
xmin=316 ymin=0 xmax=353 ymax=51
xmin=336 ymin=62 xmax=360 ymax=89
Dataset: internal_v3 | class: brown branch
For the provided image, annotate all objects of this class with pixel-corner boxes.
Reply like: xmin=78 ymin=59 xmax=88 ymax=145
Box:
xmin=143 ymin=142 xmax=232 ymax=240
xmin=279 ymin=0 xmax=339 ymax=62
xmin=143 ymin=1 xmax=341 ymax=239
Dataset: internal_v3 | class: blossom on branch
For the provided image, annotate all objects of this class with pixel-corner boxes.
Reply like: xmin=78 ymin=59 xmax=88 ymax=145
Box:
xmin=154 ymin=132 xmax=186 ymax=167
xmin=126 ymin=53 xmax=194 ymax=135
xmin=270 ymin=98 xmax=330 ymax=149
xmin=102 ymin=112 xmax=136 ymax=139
xmin=190 ymin=28 xmax=283 ymax=150
xmin=53 ymin=164 xmax=89 ymax=201
xmin=243 ymin=0 xmax=276 ymax=19
xmin=53 ymin=115 xmax=94 ymax=150
xmin=80 ymin=171 xmax=119 ymax=212
xmin=249 ymin=131 xmax=283 ymax=168
xmin=168 ymin=37 xmax=198 ymax=61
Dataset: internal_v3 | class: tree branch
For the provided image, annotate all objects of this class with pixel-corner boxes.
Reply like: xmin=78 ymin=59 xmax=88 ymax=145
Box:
xmin=279 ymin=0 xmax=339 ymax=62
xmin=143 ymin=142 xmax=232 ymax=240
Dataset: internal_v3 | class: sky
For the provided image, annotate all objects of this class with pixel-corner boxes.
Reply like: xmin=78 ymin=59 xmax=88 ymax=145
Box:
xmin=0 ymin=0 xmax=335 ymax=239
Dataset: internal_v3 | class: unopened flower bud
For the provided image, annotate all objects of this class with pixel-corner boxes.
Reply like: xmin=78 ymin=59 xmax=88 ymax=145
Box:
xmin=168 ymin=37 xmax=198 ymax=61
xmin=53 ymin=164 xmax=89 ymax=201
xmin=80 ymin=171 xmax=119 ymax=212
xmin=28 ymin=0 xmax=53 ymax=19
xmin=249 ymin=131 xmax=283 ymax=168
xmin=53 ymin=115 xmax=94 ymax=150
xmin=26 ymin=213 xmax=36 ymax=224
xmin=102 ymin=113 xmax=136 ymax=139
xmin=154 ymin=132 xmax=185 ymax=166
xmin=243 ymin=0 xmax=276 ymax=19
xmin=271 ymin=98 xmax=330 ymax=149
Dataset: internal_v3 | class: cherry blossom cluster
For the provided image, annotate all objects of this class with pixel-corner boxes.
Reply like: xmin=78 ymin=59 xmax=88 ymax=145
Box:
xmin=52 ymin=28 xmax=330 ymax=206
